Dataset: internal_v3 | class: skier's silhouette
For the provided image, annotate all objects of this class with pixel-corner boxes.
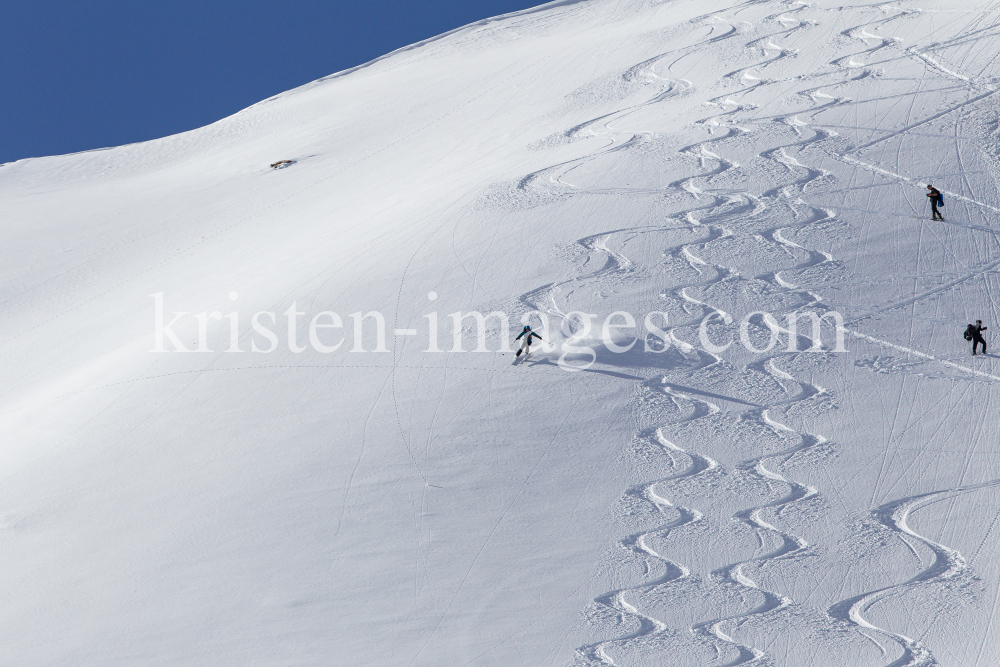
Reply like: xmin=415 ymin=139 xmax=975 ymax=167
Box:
xmin=968 ymin=320 xmax=987 ymax=356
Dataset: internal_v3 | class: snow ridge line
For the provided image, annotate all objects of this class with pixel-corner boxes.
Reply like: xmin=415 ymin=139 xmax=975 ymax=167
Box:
xmin=255 ymin=0 xmax=592 ymax=103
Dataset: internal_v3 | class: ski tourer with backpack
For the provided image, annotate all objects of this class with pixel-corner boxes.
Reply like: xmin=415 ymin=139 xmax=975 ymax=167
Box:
xmin=965 ymin=320 xmax=987 ymax=355
xmin=927 ymin=184 xmax=944 ymax=221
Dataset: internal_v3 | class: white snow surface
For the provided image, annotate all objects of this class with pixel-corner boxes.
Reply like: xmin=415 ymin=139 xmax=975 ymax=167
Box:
xmin=3 ymin=0 xmax=1000 ymax=665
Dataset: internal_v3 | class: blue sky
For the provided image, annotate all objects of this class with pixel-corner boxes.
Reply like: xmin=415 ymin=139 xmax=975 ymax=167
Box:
xmin=0 ymin=1 xmax=542 ymax=164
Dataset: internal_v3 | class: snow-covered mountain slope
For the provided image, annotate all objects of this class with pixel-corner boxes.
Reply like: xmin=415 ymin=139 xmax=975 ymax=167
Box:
xmin=3 ymin=0 xmax=1000 ymax=664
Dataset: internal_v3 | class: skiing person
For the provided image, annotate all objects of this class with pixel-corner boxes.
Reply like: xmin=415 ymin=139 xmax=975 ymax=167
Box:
xmin=514 ymin=325 xmax=543 ymax=358
xmin=926 ymin=184 xmax=944 ymax=221
xmin=968 ymin=320 xmax=987 ymax=356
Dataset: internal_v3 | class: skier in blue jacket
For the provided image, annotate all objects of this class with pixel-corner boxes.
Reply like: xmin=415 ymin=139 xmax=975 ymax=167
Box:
xmin=515 ymin=325 xmax=543 ymax=357
xmin=926 ymin=184 xmax=944 ymax=221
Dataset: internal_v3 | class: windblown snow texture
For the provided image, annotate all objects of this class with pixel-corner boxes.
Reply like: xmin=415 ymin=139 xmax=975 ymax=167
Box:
xmin=2 ymin=0 xmax=1000 ymax=665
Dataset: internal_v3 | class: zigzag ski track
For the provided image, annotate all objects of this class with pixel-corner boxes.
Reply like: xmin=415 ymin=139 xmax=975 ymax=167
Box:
xmin=504 ymin=1 xmax=1000 ymax=665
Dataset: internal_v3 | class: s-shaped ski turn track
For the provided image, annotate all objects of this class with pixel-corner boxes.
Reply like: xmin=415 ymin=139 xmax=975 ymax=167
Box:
xmin=576 ymin=419 xmax=718 ymax=666
xmin=506 ymin=6 xmax=846 ymax=663
xmin=828 ymin=478 xmax=1000 ymax=667
xmin=507 ymin=1 xmax=1000 ymax=665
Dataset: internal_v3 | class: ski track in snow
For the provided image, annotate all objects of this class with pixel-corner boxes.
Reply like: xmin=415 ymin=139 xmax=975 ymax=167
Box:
xmin=827 ymin=478 xmax=1000 ymax=667
xmin=577 ymin=421 xmax=717 ymax=666
xmin=510 ymin=6 xmax=844 ymax=665
xmin=690 ymin=408 xmax=825 ymax=667
xmin=9 ymin=1 xmax=1000 ymax=665
xmin=509 ymin=3 xmax=999 ymax=664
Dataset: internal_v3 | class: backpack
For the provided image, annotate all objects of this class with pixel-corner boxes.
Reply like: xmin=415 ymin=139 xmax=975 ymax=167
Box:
xmin=938 ymin=193 xmax=944 ymax=207
xmin=964 ymin=326 xmax=974 ymax=341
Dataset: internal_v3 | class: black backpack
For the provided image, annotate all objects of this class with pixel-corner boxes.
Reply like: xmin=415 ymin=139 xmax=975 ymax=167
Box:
xmin=964 ymin=325 xmax=974 ymax=341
